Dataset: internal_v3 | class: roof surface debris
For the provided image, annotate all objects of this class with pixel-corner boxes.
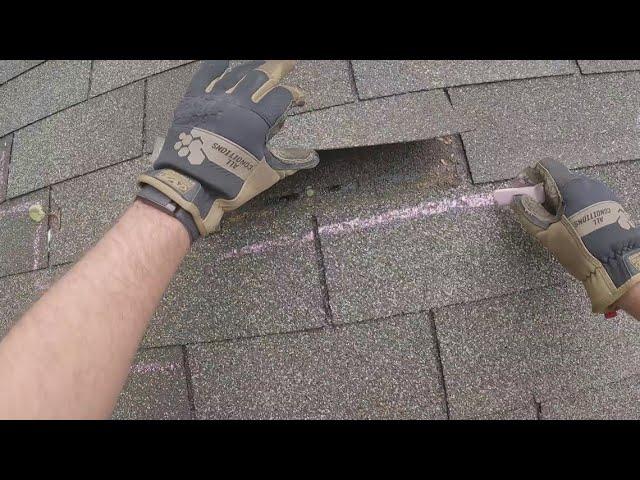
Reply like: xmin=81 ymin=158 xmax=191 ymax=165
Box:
xmin=1 ymin=60 xmax=640 ymax=419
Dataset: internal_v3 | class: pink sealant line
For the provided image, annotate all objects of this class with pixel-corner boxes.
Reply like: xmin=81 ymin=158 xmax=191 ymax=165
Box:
xmin=223 ymin=193 xmax=495 ymax=259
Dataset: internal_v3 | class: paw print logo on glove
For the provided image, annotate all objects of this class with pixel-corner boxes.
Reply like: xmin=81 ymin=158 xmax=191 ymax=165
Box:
xmin=174 ymin=130 xmax=205 ymax=165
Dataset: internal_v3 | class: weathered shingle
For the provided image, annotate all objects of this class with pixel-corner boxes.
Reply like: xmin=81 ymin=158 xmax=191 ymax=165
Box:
xmin=50 ymin=156 xmax=151 ymax=266
xmin=352 ymin=60 xmax=577 ymax=99
xmin=0 ymin=266 xmax=68 ymax=339
xmin=313 ymin=137 xmax=569 ymax=323
xmin=189 ymin=313 xmax=447 ymax=419
xmin=450 ymin=73 xmax=640 ymax=183
xmin=272 ymin=89 xmax=470 ymax=151
xmin=0 ymin=60 xmax=44 ymax=85
xmin=578 ymin=60 xmax=640 ymax=74
xmin=541 ymin=376 xmax=640 ymax=419
xmin=471 ymin=405 xmax=538 ymax=420
xmin=90 ymin=60 xmax=194 ymax=96
xmin=112 ymin=346 xmax=192 ymax=420
xmin=0 ymin=61 xmax=91 ymax=137
xmin=435 ymin=282 xmax=640 ymax=418
xmin=0 ymin=189 xmax=50 ymax=278
xmin=143 ymin=202 xmax=325 ymax=346
xmin=0 ymin=135 xmax=11 ymax=203
xmin=8 ymin=82 xmax=144 ymax=198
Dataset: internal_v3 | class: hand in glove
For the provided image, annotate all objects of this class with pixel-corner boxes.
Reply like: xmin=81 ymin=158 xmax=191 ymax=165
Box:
xmin=511 ymin=158 xmax=640 ymax=314
xmin=137 ymin=60 xmax=318 ymax=242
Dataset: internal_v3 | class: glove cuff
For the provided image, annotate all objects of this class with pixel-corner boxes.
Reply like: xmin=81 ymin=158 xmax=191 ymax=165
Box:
xmin=136 ymin=184 xmax=200 ymax=243
xmin=586 ymin=248 xmax=640 ymax=313
xmin=137 ymin=168 xmax=223 ymax=236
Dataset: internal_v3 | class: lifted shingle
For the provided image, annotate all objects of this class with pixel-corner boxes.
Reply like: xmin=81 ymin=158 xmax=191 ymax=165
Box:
xmin=273 ymin=89 xmax=470 ymax=151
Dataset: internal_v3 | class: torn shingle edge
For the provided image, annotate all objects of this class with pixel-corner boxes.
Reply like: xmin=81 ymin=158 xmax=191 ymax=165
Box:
xmin=223 ymin=192 xmax=494 ymax=259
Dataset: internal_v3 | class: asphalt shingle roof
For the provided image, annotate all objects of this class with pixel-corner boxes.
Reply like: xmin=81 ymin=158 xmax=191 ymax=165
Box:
xmin=2 ymin=59 xmax=640 ymax=419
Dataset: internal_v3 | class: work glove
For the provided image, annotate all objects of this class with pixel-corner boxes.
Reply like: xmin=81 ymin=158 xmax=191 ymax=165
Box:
xmin=137 ymin=60 xmax=319 ymax=242
xmin=511 ymin=158 xmax=640 ymax=315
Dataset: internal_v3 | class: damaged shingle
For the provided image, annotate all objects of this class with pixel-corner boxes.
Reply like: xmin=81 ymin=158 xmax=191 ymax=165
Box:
xmin=272 ymin=89 xmax=470 ymax=151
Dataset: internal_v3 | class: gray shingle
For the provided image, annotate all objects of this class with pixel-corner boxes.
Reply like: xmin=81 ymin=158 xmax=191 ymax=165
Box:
xmin=578 ymin=60 xmax=640 ymax=74
xmin=50 ymin=156 xmax=151 ymax=266
xmin=0 ymin=61 xmax=91 ymax=136
xmin=8 ymin=82 xmax=144 ymax=198
xmin=0 ymin=135 xmax=11 ymax=203
xmin=316 ymin=181 xmax=568 ymax=324
xmin=0 ymin=60 xmax=44 ymax=85
xmin=0 ymin=189 xmax=50 ymax=278
xmin=435 ymin=282 xmax=640 ymax=418
xmin=143 ymin=202 xmax=325 ymax=346
xmin=90 ymin=60 xmax=194 ymax=96
xmin=471 ymin=405 xmax=538 ymax=420
xmin=450 ymin=73 xmax=640 ymax=183
xmin=541 ymin=376 xmax=640 ymax=419
xmin=188 ymin=313 xmax=446 ymax=419
xmin=145 ymin=62 xmax=200 ymax=151
xmin=0 ymin=266 xmax=68 ymax=339
xmin=258 ymin=136 xmax=471 ymax=207
xmin=144 ymin=61 xmax=358 ymax=153
xmin=272 ymin=89 xmax=470 ymax=151
xmin=112 ymin=346 xmax=192 ymax=420
xmin=352 ymin=60 xmax=577 ymax=99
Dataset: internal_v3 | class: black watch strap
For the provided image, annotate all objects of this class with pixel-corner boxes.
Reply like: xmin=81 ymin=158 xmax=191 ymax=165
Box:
xmin=137 ymin=184 xmax=200 ymax=243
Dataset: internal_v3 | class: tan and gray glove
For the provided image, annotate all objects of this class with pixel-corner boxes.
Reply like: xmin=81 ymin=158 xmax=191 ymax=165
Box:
xmin=511 ymin=158 xmax=640 ymax=315
xmin=137 ymin=60 xmax=319 ymax=242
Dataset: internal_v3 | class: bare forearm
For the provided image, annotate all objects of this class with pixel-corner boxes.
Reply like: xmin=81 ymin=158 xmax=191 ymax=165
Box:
xmin=619 ymin=283 xmax=640 ymax=321
xmin=0 ymin=201 xmax=189 ymax=419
